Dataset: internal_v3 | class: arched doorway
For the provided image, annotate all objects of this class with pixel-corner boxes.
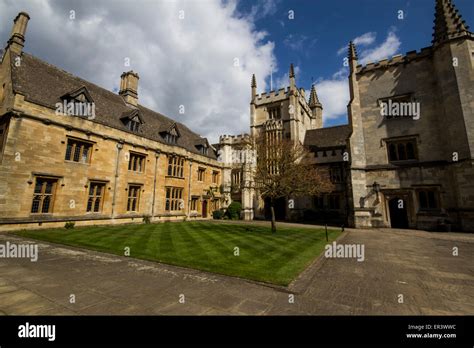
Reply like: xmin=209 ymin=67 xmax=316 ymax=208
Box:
xmin=388 ymin=197 xmax=408 ymax=228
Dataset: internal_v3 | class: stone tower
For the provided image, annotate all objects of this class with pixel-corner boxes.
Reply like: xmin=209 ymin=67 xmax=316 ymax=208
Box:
xmin=250 ymin=63 xmax=322 ymax=145
xmin=346 ymin=0 xmax=474 ymax=230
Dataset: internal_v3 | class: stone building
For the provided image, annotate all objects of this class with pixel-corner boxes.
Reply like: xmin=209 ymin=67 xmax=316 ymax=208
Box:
xmin=217 ymin=65 xmax=350 ymax=225
xmin=222 ymin=0 xmax=474 ymax=231
xmin=0 ymin=12 xmax=223 ymax=231
xmin=347 ymin=0 xmax=474 ymax=231
xmin=1 ymin=0 xmax=473 ymax=232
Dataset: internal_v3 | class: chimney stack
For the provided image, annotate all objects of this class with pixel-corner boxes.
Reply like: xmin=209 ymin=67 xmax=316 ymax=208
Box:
xmin=119 ymin=71 xmax=139 ymax=106
xmin=7 ymin=12 xmax=30 ymax=54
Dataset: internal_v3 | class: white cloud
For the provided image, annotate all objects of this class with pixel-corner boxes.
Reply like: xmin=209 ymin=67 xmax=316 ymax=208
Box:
xmin=337 ymin=31 xmax=376 ymax=55
xmin=315 ymin=75 xmax=349 ymax=122
xmin=359 ymin=29 xmax=401 ymax=64
xmin=354 ymin=32 xmax=377 ymax=46
xmin=319 ymin=28 xmax=401 ymax=124
xmin=247 ymin=0 xmax=280 ymax=21
xmin=0 ymin=0 xmax=276 ymax=143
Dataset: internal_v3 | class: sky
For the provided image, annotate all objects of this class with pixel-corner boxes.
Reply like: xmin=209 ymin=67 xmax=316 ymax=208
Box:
xmin=0 ymin=0 xmax=473 ymax=143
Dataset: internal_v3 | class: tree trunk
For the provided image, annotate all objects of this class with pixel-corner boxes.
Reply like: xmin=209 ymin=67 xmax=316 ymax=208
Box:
xmin=270 ymin=200 xmax=277 ymax=234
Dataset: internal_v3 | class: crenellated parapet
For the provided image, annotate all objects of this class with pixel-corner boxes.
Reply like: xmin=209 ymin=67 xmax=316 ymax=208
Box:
xmin=218 ymin=133 xmax=250 ymax=145
xmin=357 ymin=47 xmax=434 ymax=74
xmin=255 ymin=88 xmax=289 ymax=104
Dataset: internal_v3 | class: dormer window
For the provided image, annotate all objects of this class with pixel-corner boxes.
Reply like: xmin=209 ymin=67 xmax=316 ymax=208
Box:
xmin=195 ymin=138 xmax=210 ymax=156
xmin=165 ymin=132 xmax=178 ymax=144
xmin=121 ymin=109 xmax=143 ymax=133
xmin=197 ymin=145 xmax=208 ymax=155
xmin=127 ymin=117 xmax=140 ymax=132
xmin=161 ymin=123 xmax=180 ymax=144
xmin=58 ymin=86 xmax=95 ymax=118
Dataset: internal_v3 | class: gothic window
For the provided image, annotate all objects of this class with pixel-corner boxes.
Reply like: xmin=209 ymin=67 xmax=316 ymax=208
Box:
xmin=165 ymin=187 xmax=183 ymax=211
xmin=231 ymin=169 xmax=242 ymax=187
xmin=268 ymin=106 xmax=281 ymax=119
xmin=127 ymin=185 xmax=141 ymax=212
xmin=387 ymin=139 xmax=417 ymax=162
xmin=197 ymin=168 xmax=205 ymax=181
xmin=65 ymin=138 xmax=93 ymax=164
xmin=87 ymin=182 xmax=105 ymax=213
xmin=190 ymin=197 xmax=199 ymax=211
xmin=418 ymin=189 xmax=439 ymax=210
xmin=330 ymin=166 xmax=343 ymax=183
xmin=31 ymin=177 xmax=57 ymax=214
xmin=128 ymin=152 xmax=146 ymax=172
xmin=212 ymin=171 xmax=219 ymax=184
xmin=167 ymin=156 xmax=185 ymax=178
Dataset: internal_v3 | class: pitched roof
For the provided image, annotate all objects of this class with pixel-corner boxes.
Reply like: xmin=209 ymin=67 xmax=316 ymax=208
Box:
xmin=10 ymin=51 xmax=217 ymax=159
xmin=304 ymin=125 xmax=351 ymax=148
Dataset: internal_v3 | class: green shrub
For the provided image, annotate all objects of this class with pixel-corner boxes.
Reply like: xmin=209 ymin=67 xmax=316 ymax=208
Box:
xmin=64 ymin=222 xmax=75 ymax=229
xmin=212 ymin=210 xmax=224 ymax=219
xmin=142 ymin=215 xmax=151 ymax=224
xmin=226 ymin=201 xmax=242 ymax=220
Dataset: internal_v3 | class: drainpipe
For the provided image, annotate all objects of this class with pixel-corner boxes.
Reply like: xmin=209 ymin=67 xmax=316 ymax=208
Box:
xmin=111 ymin=141 xmax=123 ymax=217
xmin=151 ymin=151 xmax=160 ymax=219
xmin=187 ymin=160 xmax=193 ymax=218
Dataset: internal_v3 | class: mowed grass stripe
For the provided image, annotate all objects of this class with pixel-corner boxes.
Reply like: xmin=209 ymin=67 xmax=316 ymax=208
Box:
xmin=172 ymin=224 xmax=214 ymax=264
xmin=13 ymin=222 xmax=341 ymax=286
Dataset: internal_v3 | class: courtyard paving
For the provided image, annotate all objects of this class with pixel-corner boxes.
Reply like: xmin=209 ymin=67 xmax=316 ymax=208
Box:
xmin=0 ymin=224 xmax=472 ymax=315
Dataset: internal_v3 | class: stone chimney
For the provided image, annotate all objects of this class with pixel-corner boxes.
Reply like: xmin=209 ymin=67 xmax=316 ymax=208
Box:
xmin=119 ymin=71 xmax=139 ymax=106
xmin=7 ymin=12 xmax=30 ymax=54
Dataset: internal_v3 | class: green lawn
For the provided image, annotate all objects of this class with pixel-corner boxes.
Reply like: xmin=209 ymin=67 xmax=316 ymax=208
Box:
xmin=13 ymin=222 xmax=340 ymax=286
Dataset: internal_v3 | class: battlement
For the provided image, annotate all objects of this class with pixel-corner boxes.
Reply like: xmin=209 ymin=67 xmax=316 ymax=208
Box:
xmin=219 ymin=133 xmax=250 ymax=145
xmin=256 ymin=88 xmax=288 ymax=101
xmin=357 ymin=46 xmax=433 ymax=74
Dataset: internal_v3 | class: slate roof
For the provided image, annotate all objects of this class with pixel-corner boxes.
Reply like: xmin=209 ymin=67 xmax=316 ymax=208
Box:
xmin=304 ymin=125 xmax=351 ymax=149
xmin=9 ymin=51 xmax=217 ymax=159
